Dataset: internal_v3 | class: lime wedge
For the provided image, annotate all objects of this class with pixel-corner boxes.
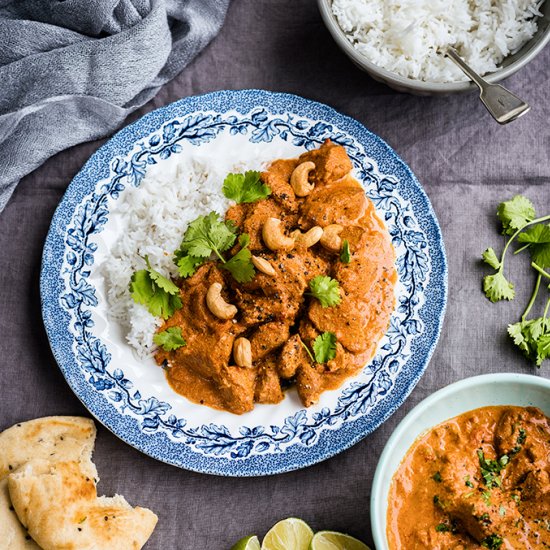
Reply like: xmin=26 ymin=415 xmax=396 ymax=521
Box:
xmin=309 ymin=531 xmax=371 ymax=550
xmin=261 ymin=518 xmax=314 ymax=550
xmin=231 ymin=535 xmax=261 ymax=550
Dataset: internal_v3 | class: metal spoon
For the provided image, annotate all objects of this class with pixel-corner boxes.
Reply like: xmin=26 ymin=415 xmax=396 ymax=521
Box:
xmin=445 ymin=47 xmax=530 ymax=124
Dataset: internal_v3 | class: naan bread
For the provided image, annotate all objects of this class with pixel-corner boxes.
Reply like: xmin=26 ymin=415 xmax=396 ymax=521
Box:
xmin=0 ymin=478 xmax=40 ymax=549
xmin=8 ymin=460 xmax=158 ymax=550
xmin=0 ymin=416 xmax=97 ymax=550
xmin=0 ymin=416 xmax=97 ymax=480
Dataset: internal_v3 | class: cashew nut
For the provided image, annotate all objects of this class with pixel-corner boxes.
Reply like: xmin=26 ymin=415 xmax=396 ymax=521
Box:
xmin=233 ymin=337 xmax=253 ymax=368
xmin=290 ymin=161 xmax=316 ymax=197
xmin=252 ymin=256 xmax=276 ymax=276
xmin=262 ymin=218 xmax=295 ymax=251
xmin=291 ymin=226 xmax=323 ymax=248
xmin=320 ymin=224 xmax=344 ymax=252
xmin=206 ymin=282 xmax=237 ymax=320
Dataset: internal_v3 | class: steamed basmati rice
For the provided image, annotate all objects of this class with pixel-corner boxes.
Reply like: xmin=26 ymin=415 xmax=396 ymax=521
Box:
xmin=331 ymin=0 xmax=543 ymax=82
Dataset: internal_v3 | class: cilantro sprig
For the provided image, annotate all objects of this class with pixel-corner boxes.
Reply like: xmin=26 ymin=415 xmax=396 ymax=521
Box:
xmin=223 ymin=171 xmax=271 ymax=204
xmin=477 ymin=450 xmax=509 ymax=489
xmin=300 ymin=332 xmax=338 ymax=364
xmin=129 ymin=256 xmax=182 ymax=320
xmin=308 ymin=276 xmax=341 ymax=307
xmin=173 ymin=213 xmax=255 ymax=282
xmin=153 ymin=327 xmax=186 ymax=351
xmin=482 ymin=195 xmax=550 ymax=366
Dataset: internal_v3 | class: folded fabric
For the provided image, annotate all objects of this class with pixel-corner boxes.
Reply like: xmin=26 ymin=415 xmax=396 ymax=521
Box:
xmin=0 ymin=0 xmax=230 ymax=212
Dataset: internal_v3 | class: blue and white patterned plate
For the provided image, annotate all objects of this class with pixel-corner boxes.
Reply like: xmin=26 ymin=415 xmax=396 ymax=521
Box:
xmin=40 ymin=90 xmax=447 ymax=476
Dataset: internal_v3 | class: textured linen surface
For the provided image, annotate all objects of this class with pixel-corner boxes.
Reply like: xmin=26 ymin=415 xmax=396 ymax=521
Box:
xmin=0 ymin=0 xmax=230 ymax=211
xmin=0 ymin=1 xmax=549 ymax=548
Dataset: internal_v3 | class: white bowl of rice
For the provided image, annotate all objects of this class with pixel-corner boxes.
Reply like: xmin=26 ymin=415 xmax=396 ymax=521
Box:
xmin=318 ymin=0 xmax=550 ymax=94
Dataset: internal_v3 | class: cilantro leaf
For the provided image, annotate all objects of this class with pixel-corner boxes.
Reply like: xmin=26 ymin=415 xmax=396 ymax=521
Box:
xmin=153 ymin=327 xmax=186 ymax=351
xmin=497 ymin=195 xmax=535 ymax=236
xmin=313 ymin=332 xmax=337 ymax=363
xmin=483 ymin=271 xmax=515 ymax=303
xmin=129 ymin=259 xmax=182 ymax=320
xmin=482 ymin=248 xmax=501 ymax=269
xmin=309 ymin=275 xmax=341 ymax=307
xmin=481 ymin=535 xmax=503 ymax=550
xmin=508 ymin=318 xmax=550 ymax=366
xmin=175 ymin=254 xmax=205 ymax=278
xmin=223 ymin=171 xmax=271 ymax=204
xmin=175 ymin=212 xmax=236 ymax=259
xmin=518 ymin=223 xmax=550 ymax=268
xmin=340 ymin=239 xmax=351 ymax=264
xmin=221 ymin=233 xmax=255 ymax=283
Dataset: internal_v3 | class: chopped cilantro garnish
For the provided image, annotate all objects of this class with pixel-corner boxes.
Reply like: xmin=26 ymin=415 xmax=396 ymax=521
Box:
xmin=478 ymin=450 xmax=509 ymax=489
xmin=129 ymin=256 xmax=182 ymax=319
xmin=465 ymin=475 xmax=474 ymax=488
xmin=481 ymin=534 xmax=503 ymax=549
xmin=309 ymin=275 xmax=341 ymax=307
xmin=433 ymin=471 xmax=442 ymax=483
xmin=340 ymin=239 xmax=351 ymax=263
xmin=222 ymin=171 xmax=271 ymax=204
xmin=435 ymin=523 xmax=450 ymax=533
xmin=153 ymin=327 xmax=186 ymax=351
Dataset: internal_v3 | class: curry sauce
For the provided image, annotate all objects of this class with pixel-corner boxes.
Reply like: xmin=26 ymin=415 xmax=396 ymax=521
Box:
xmin=155 ymin=140 xmax=396 ymax=414
xmin=387 ymin=406 xmax=550 ymax=549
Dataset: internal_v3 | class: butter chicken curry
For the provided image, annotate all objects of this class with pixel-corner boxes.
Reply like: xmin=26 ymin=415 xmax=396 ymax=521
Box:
xmin=155 ymin=140 xmax=397 ymax=414
xmin=387 ymin=406 xmax=550 ymax=549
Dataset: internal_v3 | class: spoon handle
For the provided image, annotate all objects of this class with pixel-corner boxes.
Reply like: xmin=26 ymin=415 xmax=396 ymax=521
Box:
xmin=446 ymin=47 xmax=530 ymax=125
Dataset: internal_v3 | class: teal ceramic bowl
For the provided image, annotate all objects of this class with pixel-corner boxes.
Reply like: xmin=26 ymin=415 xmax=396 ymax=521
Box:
xmin=370 ymin=373 xmax=550 ymax=549
xmin=318 ymin=0 xmax=550 ymax=95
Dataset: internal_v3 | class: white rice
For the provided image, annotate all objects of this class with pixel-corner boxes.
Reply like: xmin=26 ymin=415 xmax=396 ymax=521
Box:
xmin=331 ymin=0 xmax=543 ymax=82
xmin=102 ymin=150 xmax=277 ymax=357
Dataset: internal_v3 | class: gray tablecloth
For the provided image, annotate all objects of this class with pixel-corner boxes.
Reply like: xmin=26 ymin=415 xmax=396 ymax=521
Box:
xmin=0 ymin=1 xmax=548 ymax=548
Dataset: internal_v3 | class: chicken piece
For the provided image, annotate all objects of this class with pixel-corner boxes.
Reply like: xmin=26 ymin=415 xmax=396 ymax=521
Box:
xmin=261 ymin=159 xmax=300 ymax=213
xmin=156 ymin=263 xmax=242 ymax=380
xmin=249 ymin=322 xmax=290 ymax=362
xmin=241 ymin=199 xmax=297 ymax=251
xmin=279 ymin=334 xmax=309 ymax=379
xmin=296 ymin=363 xmax=324 ymax=407
xmin=234 ymin=250 xmax=313 ymax=325
xmin=495 ymin=406 xmax=550 ymax=488
xmin=225 ymin=202 xmax=248 ymax=229
xmin=308 ymin=296 xmax=373 ymax=355
xmin=299 ymin=181 xmax=367 ymax=228
xmin=255 ymin=357 xmax=284 ymax=404
xmin=298 ymin=139 xmax=352 ymax=184
xmin=217 ymin=365 xmax=257 ymax=415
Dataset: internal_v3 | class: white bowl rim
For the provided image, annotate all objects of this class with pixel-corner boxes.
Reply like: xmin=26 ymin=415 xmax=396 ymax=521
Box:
xmin=370 ymin=372 xmax=550 ymax=548
xmin=318 ymin=0 xmax=550 ymax=93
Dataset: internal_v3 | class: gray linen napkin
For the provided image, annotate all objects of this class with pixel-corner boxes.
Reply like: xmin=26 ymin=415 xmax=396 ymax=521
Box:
xmin=0 ymin=0 xmax=230 ymax=212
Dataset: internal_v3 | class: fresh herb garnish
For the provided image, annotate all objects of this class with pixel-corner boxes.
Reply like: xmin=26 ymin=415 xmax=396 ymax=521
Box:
xmin=510 ymin=427 xmax=527 ymax=456
xmin=482 ymin=491 xmax=492 ymax=506
xmin=173 ymin=214 xmax=255 ymax=282
xmin=222 ymin=171 xmax=271 ymax=204
xmin=433 ymin=471 xmax=442 ymax=483
xmin=435 ymin=523 xmax=450 ymax=533
xmin=174 ymin=212 xmax=237 ymax=263
xmin=464 ymin=475 xmax=474 ymax=488
xmin=478 ymin=450 xmax=509 ymax=489
xmin=312 ymin=332 xmax=337 ymax=363
xmin=340 ymin=239 xmax=351 ymax=263
xmin=309 ymin=275 xmax=341 ymax=307
xmin=481 ymin=534 xmax=503 ymax=549
xmin=153 ymin=327 xmax=187 ymax=351
xmin=221 ymin=234 xmax=255 ymax=283
xmin=129 ymin=256 xmax=182 ymax=319
xmin=482 ymin=195 xmax=550 ymax=366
